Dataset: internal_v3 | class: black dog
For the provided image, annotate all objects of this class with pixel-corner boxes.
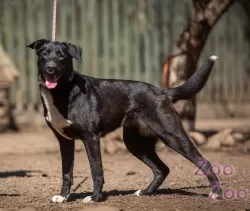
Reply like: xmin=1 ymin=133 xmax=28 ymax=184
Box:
xmin=27 ymin=39 xmax=222 ymax=203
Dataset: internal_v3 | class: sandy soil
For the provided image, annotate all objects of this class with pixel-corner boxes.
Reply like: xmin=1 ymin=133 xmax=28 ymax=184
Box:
xmin=0 ymin=130 xmax=250 ymax=211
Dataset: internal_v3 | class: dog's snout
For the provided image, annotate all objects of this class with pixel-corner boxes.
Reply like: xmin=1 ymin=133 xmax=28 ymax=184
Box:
xmin=46 ymin=62 xmax=57 ymax=74
xmin=47 ymin=66 xmax=56 ymax=74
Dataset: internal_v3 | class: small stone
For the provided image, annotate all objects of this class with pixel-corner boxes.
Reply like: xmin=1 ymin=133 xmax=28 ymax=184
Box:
xmin=126 ymin=171 xmax=136 ymax=176
xmin=105 ymin=140 xmax=116 ymax=154
xmin=101 ymin=128 xmax=125 ymax=154
xmin=204 ymin=137 xmax=220 ymax=150
xmin=221 ymin=133 xmax=235 ymax=146
xmin=232 ymin=132 xmax=246 ymax=143
xmin=189 ymin=132 xmax=207 ymax=146
xmin=204 ymin=128 xmax=233 ymax=149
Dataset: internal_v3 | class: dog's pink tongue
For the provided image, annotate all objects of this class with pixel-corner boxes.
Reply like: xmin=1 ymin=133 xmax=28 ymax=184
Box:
xmin=45 ymin=80 xmax=57 ymax=89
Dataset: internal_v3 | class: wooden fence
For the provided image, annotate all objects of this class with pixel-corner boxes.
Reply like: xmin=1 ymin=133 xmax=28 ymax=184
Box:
xmin=0 ymin=0 xmax=250 ymax=113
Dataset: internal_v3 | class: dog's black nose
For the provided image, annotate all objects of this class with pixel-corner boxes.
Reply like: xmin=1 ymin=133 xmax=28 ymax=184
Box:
xmin=46 ymin=62 xmax=57 ymax=74
xmin=47 ymin=66 xmax=56 ymax=74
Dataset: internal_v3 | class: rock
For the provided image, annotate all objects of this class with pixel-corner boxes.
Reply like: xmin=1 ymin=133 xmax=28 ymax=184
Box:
xmin=232 ymin=132 xmax=247 ymax=143
xmin=189 ymin=132 xmax=207 ymax=146
xmin=204 ymin=137 xmax=220 ymax=150
xmin=221 ymin=133 xmax=235 ymax=147
xmin=204 ymin=129 xmax=233 ymax=149
xmin=101 ymin=128 xmax=127 ymax=154
xmin=115 ymin=139 xmax=126 ymax=151
xmin=80 ymin=206 xmax=121 ymax=211
xmin=104 ymin=139 xmax=116 ymax=154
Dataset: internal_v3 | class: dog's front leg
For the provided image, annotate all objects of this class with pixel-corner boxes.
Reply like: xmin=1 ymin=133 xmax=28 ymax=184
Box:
xmin=51 ymin=132 xmax=75 ymax=203
xmin=82 ymin=134 xmax=104 ymax=203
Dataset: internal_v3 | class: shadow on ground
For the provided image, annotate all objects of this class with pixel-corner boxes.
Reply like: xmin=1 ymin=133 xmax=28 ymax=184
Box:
xmin=0 ymin=193 xmax=20 ymax=197
xmin=68 ymin=187 xmax=208 ymax=202
xmin=0 ymin=170 xmax=45 ymax=178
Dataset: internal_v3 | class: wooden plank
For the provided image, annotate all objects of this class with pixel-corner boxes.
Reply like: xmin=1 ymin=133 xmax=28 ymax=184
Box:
xmin=71 ymin=1 xmax=77 ymax=44
xmin=45 ymin=0 xmax=51 ymax=39
xmin=151 ymin=1 xmax=160 ymax=86
xmin=163 ymin=0 xmax=172 ymax=56
xmin=123 ymin=1 xmax=131 ymax=80
xmin=237 ymin=19 xmax=244 ymax=101
xmin=142 ymin=1 xmax=150 ymax=83
xmin=112 ymin=0 xmax=120 ymax=79
xmin=60 ymin=0 xmax=67 ymax=41
xmin=77 ymin=0 xmax=84 ymax=74
xmin=16 ymin=0 xmax=26 ymax=108
xmin=134 ymin=2 xmax=140 ymax=81
xmin=26 ymin=0 xmax=37 ymax=106
xmin=82 ymin=0 xmax=89 ymax=75
xmin=89 ymin=0 xmax=98 ymax=77
xmin=226 ymin=13 xmax=232 ymax=101
xmin=71 ymin=0 xmax=80 ymax=71
xmin=35 ymin=0 xmax=49 ymax=106
xmin=102 ymin=0 xmax=110 ymax=79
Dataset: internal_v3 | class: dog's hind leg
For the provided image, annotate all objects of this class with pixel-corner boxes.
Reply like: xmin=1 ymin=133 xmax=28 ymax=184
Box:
xmin=51 ymin=132 xmax=75 ymax=203
xmin=123 ymin=126 xmax=169 ymax=196
xmin=82 ymin=134 xmax=104 ymax=203
xmin=152 ymin=117 xmax=222 ymax=200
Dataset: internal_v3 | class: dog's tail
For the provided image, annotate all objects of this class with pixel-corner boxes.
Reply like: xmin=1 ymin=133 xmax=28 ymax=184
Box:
xmin=166 ymin=55 xmax=217 ymax=103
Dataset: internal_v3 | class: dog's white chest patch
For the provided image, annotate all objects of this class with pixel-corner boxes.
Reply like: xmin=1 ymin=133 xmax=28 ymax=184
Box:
xmin=40 ymin=87 xmax=73 ymax=140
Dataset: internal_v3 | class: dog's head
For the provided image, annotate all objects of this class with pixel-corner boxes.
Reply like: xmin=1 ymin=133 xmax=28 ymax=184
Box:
xmin=27 ymin=39 xmax=82 ymax=89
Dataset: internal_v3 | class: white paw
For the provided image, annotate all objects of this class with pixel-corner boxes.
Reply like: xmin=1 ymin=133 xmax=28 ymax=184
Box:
xmin=133 ymin=190 xmax=142 ymax=196
xmin=210 ymin=55 xmax=218 ymax=61
xmin=51 ymin=195 xmax=68 ymax=203
xmin=67 ymin=120 xmax=72 ymax=125
xmin=82 ymin=195 xmax=93 ymax=203
xmin=209 ymin=192 xmax=222 ymax=200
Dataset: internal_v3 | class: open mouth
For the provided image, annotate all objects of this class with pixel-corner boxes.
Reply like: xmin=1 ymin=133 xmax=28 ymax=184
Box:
xmin=44 ymin=74 xmax=60 ymax=89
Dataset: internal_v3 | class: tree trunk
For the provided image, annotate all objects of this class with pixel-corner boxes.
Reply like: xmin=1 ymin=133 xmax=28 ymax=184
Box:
xmin=162 ymin=0 xmax=236 ymax=131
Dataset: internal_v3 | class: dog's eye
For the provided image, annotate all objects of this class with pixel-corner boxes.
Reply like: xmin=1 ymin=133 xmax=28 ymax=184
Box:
xmin=41 ymin=51 xmax=49 ymax=57
xmin=57 ymin=52 xmax=65 ymax=59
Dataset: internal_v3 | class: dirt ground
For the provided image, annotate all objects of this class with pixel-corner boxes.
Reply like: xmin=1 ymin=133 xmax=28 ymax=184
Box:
xmin=0 ymin=128 xmax=250 ymax=211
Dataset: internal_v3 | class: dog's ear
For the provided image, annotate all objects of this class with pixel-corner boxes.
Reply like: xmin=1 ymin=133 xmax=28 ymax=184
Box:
xmin=63 ymin=42 xmax=82 ymax=62
xmin=26 ymin=39 xmax=48 ymax=51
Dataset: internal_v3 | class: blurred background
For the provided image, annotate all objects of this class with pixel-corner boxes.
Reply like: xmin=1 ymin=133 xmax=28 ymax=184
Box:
xmin=0 ymin=0 xmax=250 ymax=127
xmin=0 ymin=1 xmax=250 ymax=211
